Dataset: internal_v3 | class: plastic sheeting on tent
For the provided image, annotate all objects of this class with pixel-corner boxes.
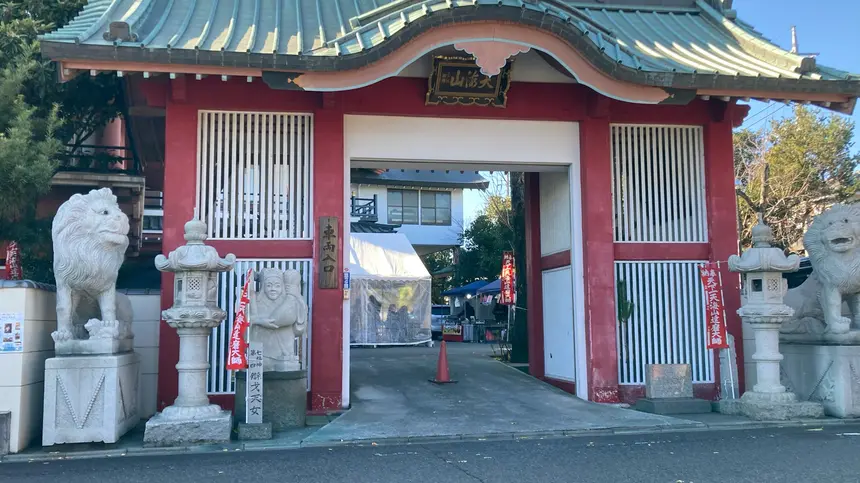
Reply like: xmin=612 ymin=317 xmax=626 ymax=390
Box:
xmin=349 ymin=232 xmax=432 ymax=346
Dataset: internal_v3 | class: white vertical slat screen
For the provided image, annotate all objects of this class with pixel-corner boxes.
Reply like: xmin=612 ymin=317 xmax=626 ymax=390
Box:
xmin=611 ymin=125 xmax=707 ymax=243
xmin=196 ymin=111 xmax=313 ymax=240
xmin=207 ymin=259 xmax=313 ymax=395
xmin=615 ymin=261 xmax=713 ymax=385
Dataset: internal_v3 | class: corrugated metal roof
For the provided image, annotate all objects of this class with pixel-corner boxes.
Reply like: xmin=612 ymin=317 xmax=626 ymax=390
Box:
xmin=41 ymin=0 xmax=857 ymax=83
xmin=350 ymin=221 xmax=400 ymax=234
xmin=351 ymin=169 xmax=490 ymax=190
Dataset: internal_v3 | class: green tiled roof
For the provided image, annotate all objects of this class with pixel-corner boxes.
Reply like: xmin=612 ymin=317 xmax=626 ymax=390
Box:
xmin=40 ymin=0 xmax=860 ymax=95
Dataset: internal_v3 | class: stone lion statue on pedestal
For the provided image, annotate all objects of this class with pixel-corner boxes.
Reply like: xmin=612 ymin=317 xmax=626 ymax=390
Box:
xmin=781 ymin=204 xmax=860 ymax=338
xmin=248 ymin=268 xmax=308 ymax=372
xmin=51 ymin=188 xmax=133 ymax=346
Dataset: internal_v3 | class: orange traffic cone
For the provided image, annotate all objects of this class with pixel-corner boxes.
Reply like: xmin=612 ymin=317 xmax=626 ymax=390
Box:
xmin=430 ymin=340 xmax=457 ymax=384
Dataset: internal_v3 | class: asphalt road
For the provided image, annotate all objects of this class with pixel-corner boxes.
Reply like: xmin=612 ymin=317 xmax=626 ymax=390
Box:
xmin=5 ymin=425 xmax=860 ymax=483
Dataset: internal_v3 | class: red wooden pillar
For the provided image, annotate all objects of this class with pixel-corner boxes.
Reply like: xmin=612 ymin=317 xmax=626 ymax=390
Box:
xmin=704 ymin=113 xmax=744 ymax=393
xmin=157 ymin=77 xmax=197 ymax=410
xmin=524 ymin=173 xmax=544 ymax=379
xmin=310 ymin=94 xmax=345 ymax=412
xmin=580 ymin=104 xmax=620 ymax=402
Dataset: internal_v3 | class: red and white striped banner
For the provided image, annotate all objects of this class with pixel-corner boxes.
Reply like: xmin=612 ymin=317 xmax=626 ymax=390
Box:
xmin=4 ymin=241 xmax=22 ymax=281
xmin=226 ymin=269 xmax=254 ymax=371
xmin=499 ymin=251 xmax=515 ymax=306
xmin=697 ymin=262 xmax=729 ymax=350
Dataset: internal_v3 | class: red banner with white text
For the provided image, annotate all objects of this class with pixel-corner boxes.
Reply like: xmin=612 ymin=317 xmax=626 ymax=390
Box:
xmin=698 ymin=262 xmax=729 ymax=349
xmin=499 ymin=251 xmax=515 ymax=306
xmin=226 ymin=269 xmax=254 ymax=371
xmin=4 ymin=241 xmax=22 ymax=280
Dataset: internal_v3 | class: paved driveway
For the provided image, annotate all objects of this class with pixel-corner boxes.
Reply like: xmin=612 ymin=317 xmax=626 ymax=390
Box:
xmin=303 ymin=343 xmax=696 ymax=444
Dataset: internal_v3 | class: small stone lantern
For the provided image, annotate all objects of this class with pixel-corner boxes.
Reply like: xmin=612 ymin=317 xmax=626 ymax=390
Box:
xmin=143 ymin=217 xmax=237 ymax=446
xmin=720 ymin=217 xmax=823 ymax=420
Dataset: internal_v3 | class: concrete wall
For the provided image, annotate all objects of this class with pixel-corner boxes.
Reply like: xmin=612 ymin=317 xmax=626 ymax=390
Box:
xmin=0 ymin=284 xmax=56 ymax=453
xmin=121 ymin=289 xmax=161 ymax=418
xmin=351 ymin=184 xmax=464 ymax=250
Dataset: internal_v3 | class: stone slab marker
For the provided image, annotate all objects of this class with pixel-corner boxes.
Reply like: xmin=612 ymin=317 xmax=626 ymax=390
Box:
xmin=645 ymin=364 xmax=694 ymax=399
xmin=634 ymin=364 xmax=712 ymax=415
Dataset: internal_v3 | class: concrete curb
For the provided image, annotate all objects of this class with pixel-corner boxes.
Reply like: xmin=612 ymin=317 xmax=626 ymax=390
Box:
xmin=2 ymin=417 xmax=856 ymax=464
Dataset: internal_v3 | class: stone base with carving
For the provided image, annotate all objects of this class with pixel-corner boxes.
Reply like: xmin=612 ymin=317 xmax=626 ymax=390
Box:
xmin=54 ymin=337 xmax=134 ymax=356
xmin=715 ymin=390 xmax=824 ymax=421
xmin=42 ymin=352 xmax=140 ymax=446
xmin=235 ymin=370 xmax=307 ymax=430
xmin=143 ymin=409 xmax=232 ymax=447
xmin=781 ymin=343 xmax=860 ymax=418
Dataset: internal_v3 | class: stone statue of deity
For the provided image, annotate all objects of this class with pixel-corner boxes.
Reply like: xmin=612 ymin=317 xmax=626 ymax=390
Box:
xmin=247 ymin=268 xmax=308 ymax=372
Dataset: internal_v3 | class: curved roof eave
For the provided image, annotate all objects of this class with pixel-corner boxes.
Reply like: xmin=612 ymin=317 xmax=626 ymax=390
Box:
xmin=40 ymin=4 xmax=860 ymax=109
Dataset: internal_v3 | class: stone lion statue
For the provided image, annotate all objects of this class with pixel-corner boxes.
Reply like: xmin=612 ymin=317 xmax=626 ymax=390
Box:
xmin=247 ymin=268 xmax=308 ymax=372
xmin=781 ymin=203 xmax=860 ymax=336
xmin=52 ymin=188 xmax=133 ymax=344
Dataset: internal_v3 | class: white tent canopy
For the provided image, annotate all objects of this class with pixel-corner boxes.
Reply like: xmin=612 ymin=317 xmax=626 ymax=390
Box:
xmin=348 ymin=233 xmax=432 ymax=346
xmin=349 ymin=233 xmax=431 ymax=279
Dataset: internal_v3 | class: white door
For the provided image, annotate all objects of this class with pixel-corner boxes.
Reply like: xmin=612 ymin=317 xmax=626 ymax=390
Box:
xmin=542 ymin=266 xmax=576 ymax=382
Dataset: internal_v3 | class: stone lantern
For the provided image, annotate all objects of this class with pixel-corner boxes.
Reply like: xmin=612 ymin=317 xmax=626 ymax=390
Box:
xmin=143 ymin=217 xmax=236 ymax=446
xmin=719 ymin=217 xmax=823 ymax=420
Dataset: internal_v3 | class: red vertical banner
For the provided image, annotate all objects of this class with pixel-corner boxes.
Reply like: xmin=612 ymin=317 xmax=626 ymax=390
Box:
xmin=698 ymin=262 xmax=729 ymax=349
xmin=499 ymin=251 xmax=516 ymax=306
xmin=4 ymin=241 xmax=22 ymax=280
xmin=226 ymin=269 xmax=254 ymax=371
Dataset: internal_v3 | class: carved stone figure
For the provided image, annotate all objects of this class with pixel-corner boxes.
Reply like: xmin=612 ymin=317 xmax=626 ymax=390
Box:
xmin=51 ymin=188 xmax=133 ymax=352
xmin=781 ymin=204 xmax=860 ymax=337
xmin=248 ymin=268 xmax=308 ymax=372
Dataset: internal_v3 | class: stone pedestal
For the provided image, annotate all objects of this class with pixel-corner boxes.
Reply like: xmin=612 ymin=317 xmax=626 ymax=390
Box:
xmin=714 ymin=314 xmax=825 ymax=420
xmin=42 ymin=352 xmax=140 ymax=445
xmin=143 ymin=326 xmax=233 ymax=447
xmin=715 ymin=391 xmax=825 ymax=420
xmin=781 ymin=343 xmax=860 ymax=418
xmin=235 ymin=370 xmax=307 ymax=430
xmin=143 ymin=410 xmax=232 ymax=447
xmin=238 ymin=422 xmax=273 ymax=440
xmin=54 ymin=337 xmax=133 ymax=356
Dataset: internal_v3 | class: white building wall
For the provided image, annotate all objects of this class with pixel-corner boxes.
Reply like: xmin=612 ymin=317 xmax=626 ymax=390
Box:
xmin=0 ymin=286 xmax=56 ymax=453
xmin=539 ymin=171 xmax=572 ymax=256
xmin=122 ymin=290 xmax=161 ymax=418
xmin=353 ymin=184 xmax=464 ymax=249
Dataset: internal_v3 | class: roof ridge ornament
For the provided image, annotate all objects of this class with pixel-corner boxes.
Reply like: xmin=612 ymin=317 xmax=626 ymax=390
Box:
xmin=453 ymin=41 xmax=530 ymax=77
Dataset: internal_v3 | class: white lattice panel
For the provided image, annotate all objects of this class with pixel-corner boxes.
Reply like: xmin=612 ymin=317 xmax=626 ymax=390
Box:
xmin=196 ymin=111 xmax=313 ymax=240
xmin=615 ymin=261 xmax=713 ymax=385
xmin=611 ymin=125 xmax=707 ymax=243
xmin=208 ymin=259 xmax=313 ymax=395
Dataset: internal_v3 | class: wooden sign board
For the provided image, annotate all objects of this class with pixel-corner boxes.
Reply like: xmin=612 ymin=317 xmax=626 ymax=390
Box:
xmin=425 ymin=56 xmax=513 ymax=108
xmin=319 ymin=216 xmax=339 ymax=289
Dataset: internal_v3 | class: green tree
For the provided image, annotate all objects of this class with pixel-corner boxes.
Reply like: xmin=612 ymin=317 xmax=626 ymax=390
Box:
xmin=0 ymin=1 xmax=124 ymax=282
xmin=734 ymin=105 xmax=859 ymax=252
xmin=420 ymin=249 xmax=454 ymax=304
xmin=456 ymin=213 xmax=513 ymax=285
xmin=0 ymin=51 xmax=62 ymax=279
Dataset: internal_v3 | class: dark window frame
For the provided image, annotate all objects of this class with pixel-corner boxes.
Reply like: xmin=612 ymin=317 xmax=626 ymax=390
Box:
xmin=387 ymin=189 xmax=420 ymax=225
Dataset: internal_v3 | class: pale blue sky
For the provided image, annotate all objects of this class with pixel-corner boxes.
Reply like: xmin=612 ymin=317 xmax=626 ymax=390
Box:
xmin=463 ymin=1 xmax=859 ymax=223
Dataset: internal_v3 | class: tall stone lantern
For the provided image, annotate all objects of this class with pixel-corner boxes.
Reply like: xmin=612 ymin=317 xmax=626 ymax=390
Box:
xmin=143 ymin=218 xmax=237 ymax=446
xmin=719 ymin=218 xmax=823 ymax=420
